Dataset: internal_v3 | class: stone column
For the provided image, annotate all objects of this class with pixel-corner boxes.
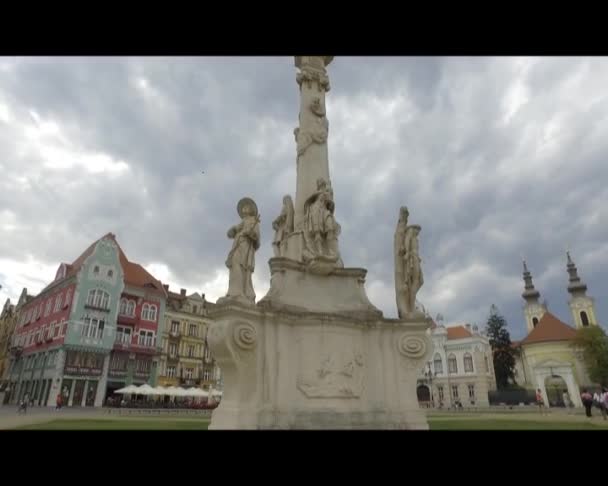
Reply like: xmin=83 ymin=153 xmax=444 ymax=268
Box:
xmin=564 ymin=372 xmax=582 ymax=407
xmin=293 ymin=56 xmax=333 ymax=230
xmin=95 ymin=354 xmax=110 ymax=407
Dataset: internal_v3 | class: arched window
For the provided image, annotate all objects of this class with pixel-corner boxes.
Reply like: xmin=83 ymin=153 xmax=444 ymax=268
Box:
xmin=148 ymin=305 xmax=157 ymax=322
xmin=87 ymin=289 xmax=110 ymax=309
xmin=532 ymin=317 xmax=539 ymax=327
xmin=464 ymin=353 xmax=474 ymax=373
xmin=93 ymin=266 xmax=100 ymax=274
xmin=580 ymin=311 xmax=590 ymax=327
xmin=119 ymin=298 xmax=128 ymax=316
xmin=127 ymin=300 xmax=135 ymax=316
xmin=65 ymin=288 xmax=72 ymax=309
xmin=107 ymin=269 xmax=114 ymax=277
xmin=433 ymin=353 xmax=443 ymax=374
xmin=141 ymin=303 xmax=150 ymax=320
xmin=448 ymin=354 xmax=458 ymax=374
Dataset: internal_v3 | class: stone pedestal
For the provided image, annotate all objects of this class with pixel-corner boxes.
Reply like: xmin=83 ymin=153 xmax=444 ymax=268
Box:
xmin=207 ymin=263 xmax=432 ymax=430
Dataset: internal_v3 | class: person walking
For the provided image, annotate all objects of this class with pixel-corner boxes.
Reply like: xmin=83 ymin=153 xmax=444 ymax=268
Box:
xmin=600 ymin=387 xmax=608 ymax=421
xmin=535 ymin=389 xmax=546 ymax=415
xmin=55 ymin=392 xmax=63 ymax=411
xmin=581 ymin=389 xmax=593 ymax=418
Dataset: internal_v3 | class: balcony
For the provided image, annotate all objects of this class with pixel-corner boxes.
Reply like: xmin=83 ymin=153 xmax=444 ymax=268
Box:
xmin=118 ymin=314 xmax=137 ymax=326
xmin=179 ymin=378 xmax=201 ymax=387
xmin=84 ymin=304 xmax=110 ymax=313
xmin=169 ymin=330 xmax=181 ymax=338
xmin=131 ymin=343 xmax=158 ymax=356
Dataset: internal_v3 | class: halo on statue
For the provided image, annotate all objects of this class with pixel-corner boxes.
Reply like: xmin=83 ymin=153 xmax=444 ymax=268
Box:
xmin=237 ymin=197 xmax=258 ymax=218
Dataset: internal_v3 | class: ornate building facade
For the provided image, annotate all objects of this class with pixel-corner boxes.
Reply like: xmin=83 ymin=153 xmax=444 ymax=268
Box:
xmin=158 ymin=288 xmax=221 ymax=392
xmin=6 ymin=233 xmax=167 ymax=407
xmin=512 ymin=254 xmax=601 ymax=408
xmin=417 ymin=321 xmax=496 ymax=408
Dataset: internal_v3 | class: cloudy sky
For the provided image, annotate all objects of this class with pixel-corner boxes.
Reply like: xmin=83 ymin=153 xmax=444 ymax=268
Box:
xmin=0 ymin=56 xmax=607 ymax=339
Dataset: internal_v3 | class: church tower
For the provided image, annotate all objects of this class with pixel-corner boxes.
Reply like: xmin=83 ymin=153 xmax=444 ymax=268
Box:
xmin=522 ymin=260 xmax=547 ymax=333
xmin=566 ymin=252 xmax=597 ymax=329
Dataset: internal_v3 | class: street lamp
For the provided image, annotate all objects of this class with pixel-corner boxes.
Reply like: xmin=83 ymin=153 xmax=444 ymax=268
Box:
xmin=423 ymin=361 xmax=437 ymax=408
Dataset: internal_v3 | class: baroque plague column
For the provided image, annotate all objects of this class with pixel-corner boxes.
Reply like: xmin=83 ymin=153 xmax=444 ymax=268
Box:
xmin=207 ymin=56 xmax=432 ymax=429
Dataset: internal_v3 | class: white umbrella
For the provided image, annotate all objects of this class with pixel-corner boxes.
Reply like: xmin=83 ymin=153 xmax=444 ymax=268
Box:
xmin=165 ymin=386 xmax=184 ymax=396
xmin=211 ymin=388 xmax=223 ymax=397
xmin=186 ymin=387 xmax=208 ymax=397
xmin=150 ymin=386 xmax=168 ymax=396
xmin=136 ymin=384 xmax=154 ymax=396
xmin=115 ymin=385 xmax=139 ymax=394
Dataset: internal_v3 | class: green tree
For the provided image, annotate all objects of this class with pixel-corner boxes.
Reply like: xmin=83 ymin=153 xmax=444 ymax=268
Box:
xmin=573 ymin=326 xmax=608 ymax=387
xmin=485 ymin=305 xmax=516 ymax=389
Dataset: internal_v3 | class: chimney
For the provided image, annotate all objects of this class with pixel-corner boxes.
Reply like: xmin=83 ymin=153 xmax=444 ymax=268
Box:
xmin=180 ymin=288 xmax=187 ymax=296
xmin=163 ymin=284 xmax=169 ymax=292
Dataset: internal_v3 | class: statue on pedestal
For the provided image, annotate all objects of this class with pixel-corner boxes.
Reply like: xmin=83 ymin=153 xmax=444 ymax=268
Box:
xmin=394 ymin=207 xmax=424 ymax=317
xmin=272 ymin=195 xmax=294 ymax=257
xmin=302 ymin=177 xmax=342 ymax=266
xmin=223 ymin=197 xmax=261 ymax=304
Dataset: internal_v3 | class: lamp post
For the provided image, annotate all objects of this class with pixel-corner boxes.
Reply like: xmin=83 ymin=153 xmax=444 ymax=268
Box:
xmin=423 ymin=361 xmax=437 ymax=408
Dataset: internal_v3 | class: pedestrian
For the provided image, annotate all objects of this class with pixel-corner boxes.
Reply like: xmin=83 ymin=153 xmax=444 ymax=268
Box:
xmin=600 ymin=387 xmax=608 ymax=421
xmin=593 ymin=389 xmax=607 ymax=420
xmin=55 ymin=392 xmax=63 ymax=411
xmin=581 ymin=389 xmax=593 ymax=418
xmin=535 ymin=389 xmax=546 ymax=415
xmin=562 ymin=391 xmax=573 ymax=414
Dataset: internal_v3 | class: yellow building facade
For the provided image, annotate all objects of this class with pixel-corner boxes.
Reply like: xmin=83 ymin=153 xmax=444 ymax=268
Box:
xmin=158 ymin=287 xmax=221 ymax=391
xmin=513 ymin=255 xmax=600 ymax=408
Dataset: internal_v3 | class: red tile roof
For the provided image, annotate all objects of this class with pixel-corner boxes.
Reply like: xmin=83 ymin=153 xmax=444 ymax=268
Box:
xmin=520 ymin=312 xmax=577 ymax=345
xmin=446 ymin=325 xmax=473 ymax=340
xmin=67 ymin=233 xmax=166 ymax=295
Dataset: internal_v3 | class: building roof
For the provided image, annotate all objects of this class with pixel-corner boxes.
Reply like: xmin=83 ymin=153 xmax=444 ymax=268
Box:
xmin=520 ymin=311 xmax=577 ymax=345
xmin=446 ymin=325 xmax=473 ymax=340
xmin=46 ymin=232 xmax=165 ymax=297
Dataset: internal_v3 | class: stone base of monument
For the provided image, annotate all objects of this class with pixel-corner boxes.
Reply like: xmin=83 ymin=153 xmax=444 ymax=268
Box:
xmin=207 ymin=274 xmax=432 ymax=430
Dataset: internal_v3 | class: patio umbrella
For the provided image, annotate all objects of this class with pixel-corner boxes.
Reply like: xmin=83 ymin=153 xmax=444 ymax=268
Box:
xmin=136 ymin=384 xmax=155 ymax=396
xmin=115 ymin=385 xmax=139 ymax=394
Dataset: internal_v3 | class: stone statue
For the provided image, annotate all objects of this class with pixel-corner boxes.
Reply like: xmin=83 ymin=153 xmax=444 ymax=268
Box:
xmin=303 ymin=178 xmax=341 ymax=261
xmin=295 ymin=97 xmax=329 ymax=160
xmin=272 ymin=195 xmax=294 ymax=257
xmin=223 ymin=197 xmax=261 ymax=304
xmin=394 ymin=207 xmax=424 ymax=317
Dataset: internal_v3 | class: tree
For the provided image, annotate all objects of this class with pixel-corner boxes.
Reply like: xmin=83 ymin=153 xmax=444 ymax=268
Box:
xmin=573 ymin=326 xmax=608 ymax=387
xmin=485 ymin=305 xmax=517 ymax=389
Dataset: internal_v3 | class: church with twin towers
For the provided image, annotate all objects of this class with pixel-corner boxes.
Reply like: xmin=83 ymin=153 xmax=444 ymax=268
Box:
xmin=512 ymin=252 xmax=601 ymax=408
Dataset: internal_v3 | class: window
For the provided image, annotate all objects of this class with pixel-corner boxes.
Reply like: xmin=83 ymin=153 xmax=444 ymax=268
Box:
xmin=142 ymin=304 xmax=157 ymax=322
xmin=468 ymin=384 xmax=475 ymax=399
xmin=189 ymin=324 xmax=197 ymax=337
xmin=167 ymin=366 xmax=176 ymax=378
xmin=187 ymin=345 xmax=195 ymax=358
xmin=65 ymin=288 xmax=72 ymax=309
xmin=437 ymin=385 xmax=444 ymax=402
xmin=93 ymin=265 xmax=99 ymax=274
xmin=171 ymin=321 xmax=180 ymax=334
xmin=192 ymin=305 xmax=198 ymax=314
xmin=44 ymin=300 xmax=51 ymax=317
xmin=433 ymin=353 xmax=443 ymax=374
xmin=204 ymin=347 xmax=211 ymax=361
xmin=484 ymin=355 xmax=490 ymax=373
xmin=81 ymin=317 xmax=105 ymax=339
xmin=169 ymin=343 xmax=178 ymax=357
xmin=119 ymin=298 xmax=128 ymax=316
xmin=110 ymin=353 xmax=128 ymax=371
xmin=451 ymin=385 xmax=459 ymax=399
xmin=448 ymin=354 xmax=458 ymax=374
xmin=185 ymin=368 xmax=194 ymax=379
xmin=107 ymin=269 xmax=113 ymax=277
xmin=532 ymin=317 xmax=539 ymax=327
xmin=138 ymin=330 xmax=155 ymax=347
xmin=116 ymin=326 xmax=132 ymax=345
xmin=54 ymin=294 xmax=62 ymax=312
xmin=54 ymin=322 xmax=60 ymax=338
xmin=203 ymin=369 xmax=211 ymax=381
xmin=580 ymin=311 xmax=590 ymax=327
xmin=463 ymin=353 xmax=474 ymax=373
xmin=61 ymin=321 xmax=68 ymax=336
xmin=87 ymin=289 xmax=110 ymax=309
xmin=136 ymin=359 xmax=151 ymax=373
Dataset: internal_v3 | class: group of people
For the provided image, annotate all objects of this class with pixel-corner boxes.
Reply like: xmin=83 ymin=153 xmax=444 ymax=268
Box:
xmin=580 ymin=387 xmax=608 ymax=419
xmin=535 ymin=387 xmax=608 ymax=418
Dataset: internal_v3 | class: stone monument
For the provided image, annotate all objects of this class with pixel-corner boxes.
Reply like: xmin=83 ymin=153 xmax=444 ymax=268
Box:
xmin=207 ymin=56 xmax=432 ymax=429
